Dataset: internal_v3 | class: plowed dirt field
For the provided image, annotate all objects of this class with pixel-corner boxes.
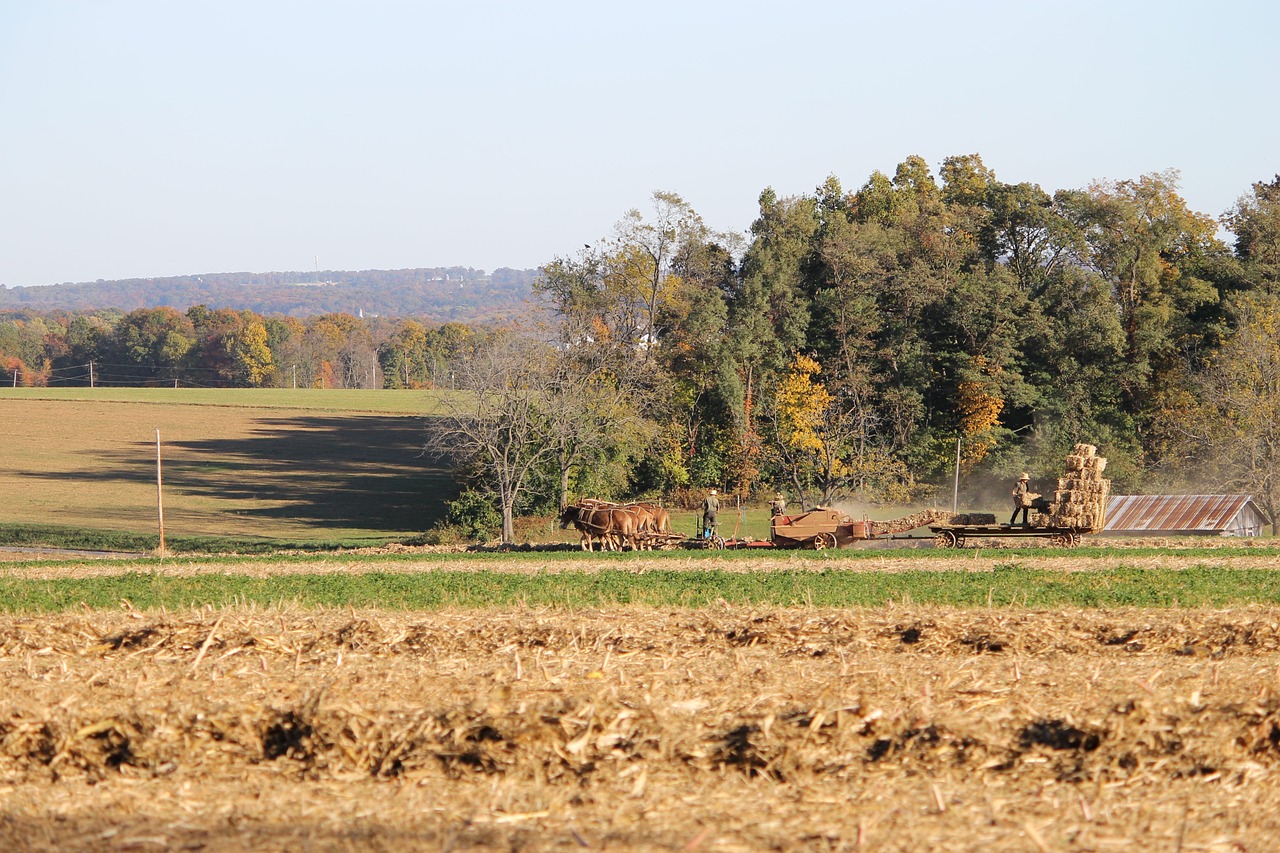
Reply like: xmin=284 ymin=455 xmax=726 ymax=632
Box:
xmin=3 ymin=605 xmax=1280 ymax=851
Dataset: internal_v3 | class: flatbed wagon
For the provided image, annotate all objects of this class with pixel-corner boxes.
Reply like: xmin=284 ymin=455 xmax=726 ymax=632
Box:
xmin=928 ymin=524 xmax=1088 ymax=548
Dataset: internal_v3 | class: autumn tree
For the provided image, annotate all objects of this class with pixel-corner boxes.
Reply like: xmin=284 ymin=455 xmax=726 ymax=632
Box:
xmin=1153 ymin=294 xmax=1280 ymax=534
xmin=111 ymin=307 xmax=196 ymax=383
xmin=767 ymin=355 xmax=911 ymax=508
xmin=231 ymin=319 xmax=275 ymax=386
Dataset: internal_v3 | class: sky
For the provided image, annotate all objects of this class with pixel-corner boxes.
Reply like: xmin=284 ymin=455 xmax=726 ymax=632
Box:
xmin=1 ymin=0 xmax=1277 ymax=288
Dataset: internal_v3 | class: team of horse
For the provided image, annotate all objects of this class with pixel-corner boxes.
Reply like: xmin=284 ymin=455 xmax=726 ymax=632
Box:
xmin=558 ymin=499 xmax=672 ymax=551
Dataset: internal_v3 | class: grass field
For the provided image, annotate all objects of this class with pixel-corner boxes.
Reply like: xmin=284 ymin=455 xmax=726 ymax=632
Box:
xmin=0 ymin=386 xmax=460 ymax=414
xmin=4 ymin=546 xmax=1280 ymax=611
xmin=0 ymin=389 xmax=457 ymax=544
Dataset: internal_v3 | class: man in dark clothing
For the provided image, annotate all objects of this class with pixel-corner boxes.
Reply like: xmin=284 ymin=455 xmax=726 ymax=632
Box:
xmin=1010 ymin=473 xmax=1031 ymax=526
xmin=702 ymin=489 xmax=719 ymax=538
xmin=769 ymin=492 xmax=787 ymax=518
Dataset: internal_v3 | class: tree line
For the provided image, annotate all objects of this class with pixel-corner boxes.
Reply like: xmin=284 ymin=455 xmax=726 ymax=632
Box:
xmin=0 ymin=305 xmax=485 ymax=391
xmin=435 ymin=157 xmax=1280 ymax=540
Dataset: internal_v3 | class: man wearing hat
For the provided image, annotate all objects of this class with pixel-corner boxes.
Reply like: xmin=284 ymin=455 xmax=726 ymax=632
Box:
xmin=769 ymin=492 xmax=787 ymax=518
xmin=1010 ymin=473 xmax=1032 ymax=526
xmin=702 ymin=489 xmax=719 ymax=539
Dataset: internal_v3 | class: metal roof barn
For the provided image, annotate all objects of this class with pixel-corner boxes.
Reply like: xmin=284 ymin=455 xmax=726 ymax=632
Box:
xmin=1102 ymin=495 xmax=1267 ymax=537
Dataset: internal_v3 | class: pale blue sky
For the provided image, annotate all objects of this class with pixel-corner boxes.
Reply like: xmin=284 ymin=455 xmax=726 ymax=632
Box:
xmin=2 ymin=0 xmax=1276 ymax=287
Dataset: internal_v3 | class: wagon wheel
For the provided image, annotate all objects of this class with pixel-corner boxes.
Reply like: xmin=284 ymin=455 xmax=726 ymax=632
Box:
xmin=934 ymin=529 xmax=959 ymax=549
xmin=709 ymin=535 xmax=727 ymax=550
xmin=1050 ymin=533 xmax=1068 ymax=547
xmin=813 ymin=532 xmax=838 ymax=550
xmin=1069 ymin=532 xmax=1082 ymax=547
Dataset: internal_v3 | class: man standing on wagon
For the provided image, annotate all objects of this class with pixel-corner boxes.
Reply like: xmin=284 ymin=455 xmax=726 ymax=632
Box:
xmin=1010 ymin=473 xmax=1031 ymax=526
xmin=702 ymin=489 xmax=719 ymax=538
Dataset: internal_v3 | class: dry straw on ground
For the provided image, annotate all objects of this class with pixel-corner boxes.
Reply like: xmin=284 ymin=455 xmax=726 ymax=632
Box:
xmin=3 ymin=604 xmax=1280 ymax=851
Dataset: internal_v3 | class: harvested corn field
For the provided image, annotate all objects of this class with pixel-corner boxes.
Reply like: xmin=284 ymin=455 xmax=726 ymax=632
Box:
xmin=3 ymin=605 xmax=1280 ymax=851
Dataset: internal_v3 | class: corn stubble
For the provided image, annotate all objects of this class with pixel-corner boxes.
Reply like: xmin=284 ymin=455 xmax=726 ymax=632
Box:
xmin=2 ymin=605 xmax=1280 ymax=851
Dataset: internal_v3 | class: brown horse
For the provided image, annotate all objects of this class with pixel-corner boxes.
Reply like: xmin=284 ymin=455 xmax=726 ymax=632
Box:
xmin=635 ymin=502 xmax=670 ymax=534
xmin=559 ymin=503 xmax=639 ymax=551
xmin=622 ymin=502 xmax=670 ymax=549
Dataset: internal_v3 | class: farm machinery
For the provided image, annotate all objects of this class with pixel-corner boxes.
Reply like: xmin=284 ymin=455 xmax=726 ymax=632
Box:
xmin=567 ymin=444 xmax=1110 ymax=552
xmin=763 ymin=507 xmax=954 ymax=550
xmin=563 ymin=499 xmax=955 ymax=551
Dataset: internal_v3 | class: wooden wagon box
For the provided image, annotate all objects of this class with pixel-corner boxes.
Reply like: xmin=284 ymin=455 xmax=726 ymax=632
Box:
xmin=770 ymin=509 xmax=867 ymax=549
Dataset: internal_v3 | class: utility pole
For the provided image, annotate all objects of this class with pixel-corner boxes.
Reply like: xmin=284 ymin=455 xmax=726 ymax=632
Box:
xmin=953 ymin=438 xmax=962 ymax=514
xmin=156 ymin=428 xmax=167 ymax=554
xmin=89 ymin=360 xmax=95 ymax=388
xmin=292 ymin=364 xmax=297 ymax=389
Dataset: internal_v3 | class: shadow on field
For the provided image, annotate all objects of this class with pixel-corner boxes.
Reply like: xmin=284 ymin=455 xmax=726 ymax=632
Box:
xmin=37 ymin=415 xmax=455 ymax=534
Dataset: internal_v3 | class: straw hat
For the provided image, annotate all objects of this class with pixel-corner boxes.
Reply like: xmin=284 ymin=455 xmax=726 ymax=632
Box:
xmin=1019 ymin=473 xmax=1030 ymax=481
xmin=709 ymin=489 xmax=717 ymax=495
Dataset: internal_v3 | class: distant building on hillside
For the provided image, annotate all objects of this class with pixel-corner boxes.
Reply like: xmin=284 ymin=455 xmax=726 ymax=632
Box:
xmin=1102 ymin=495 xmax=1267 ymax=537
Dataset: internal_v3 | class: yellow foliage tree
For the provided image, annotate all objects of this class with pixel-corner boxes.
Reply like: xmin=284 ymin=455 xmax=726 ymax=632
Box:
xmin=770 ymin=354 xmax=913 ymax=506
xmin=775 ymin=355 xmax=833 ymax=457
xmin=956 ymin=357 xmax=1004 ymax=470
xmin=232 ymin=320 xmax=275 ymax=387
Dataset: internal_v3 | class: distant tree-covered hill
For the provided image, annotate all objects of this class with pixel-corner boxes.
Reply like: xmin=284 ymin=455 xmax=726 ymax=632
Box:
xmin=0 ymin=267 xmax=539 ymax=322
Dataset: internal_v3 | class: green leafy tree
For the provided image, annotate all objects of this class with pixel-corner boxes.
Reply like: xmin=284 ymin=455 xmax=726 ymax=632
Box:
xmin=112 ymin=307 xmax=196 ymax=383
xmin=978 ymin=182 xmax=1079 ymax=293
xmin=1225 ymin=175 xmax=1280 ymax=291
xmin=1061 ymin=170 xmax=1221 ymax=413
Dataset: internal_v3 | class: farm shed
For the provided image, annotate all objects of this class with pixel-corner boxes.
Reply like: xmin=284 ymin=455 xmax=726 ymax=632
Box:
xmin=1102 ymin=495 xmax=1267 ymax=537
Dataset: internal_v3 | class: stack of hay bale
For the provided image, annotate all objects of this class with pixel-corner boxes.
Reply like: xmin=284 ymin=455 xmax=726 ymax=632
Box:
xmin=1029 ymin=443 xmax=1111 ymax=530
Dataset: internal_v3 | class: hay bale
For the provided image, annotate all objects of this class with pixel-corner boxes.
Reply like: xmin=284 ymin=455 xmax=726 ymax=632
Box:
xmin=1046 ymin=447 xmax=1110 ymax=530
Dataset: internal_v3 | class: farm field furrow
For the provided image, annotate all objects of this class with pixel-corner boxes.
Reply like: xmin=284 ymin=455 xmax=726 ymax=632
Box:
xmin=2 ymin=605 xmax=1280 ymax=851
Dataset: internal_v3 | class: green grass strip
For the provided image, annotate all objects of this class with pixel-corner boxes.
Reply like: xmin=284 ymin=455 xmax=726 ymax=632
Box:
xmin=0 ymin=523 xmax=398 ymax=554
xmin=4 ymin=566 xmax=1280 ymax=613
